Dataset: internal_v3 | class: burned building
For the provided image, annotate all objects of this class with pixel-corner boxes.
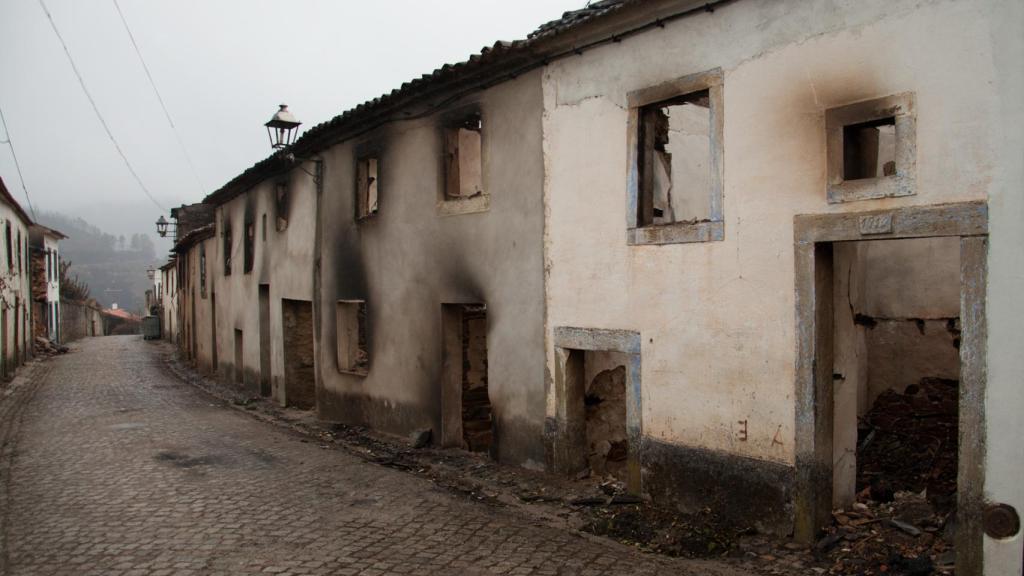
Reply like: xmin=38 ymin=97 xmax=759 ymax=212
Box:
xmin=161 ymin=1 xmax=1024 ymax=573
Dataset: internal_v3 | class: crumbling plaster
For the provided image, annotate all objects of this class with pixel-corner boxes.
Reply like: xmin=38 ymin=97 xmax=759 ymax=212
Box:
xmin=541 ymin=0 xmax=998 ymax=473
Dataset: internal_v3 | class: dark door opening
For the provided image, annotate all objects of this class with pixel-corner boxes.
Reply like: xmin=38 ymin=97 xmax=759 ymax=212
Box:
xmin=234 ymin=328 xmax=244 ymax=385
xmin=282 ymin=299 xmax=315 ymax=410
xmin=441 ymin=303 xmax=492 ymax=454
xmin=259 ymin=285 xmax=271 ymax=397
xmin=827 ymin=237 xmax=962 ymax=570
xmin=210 ymin=291 xmax=218 ymax=373
xmin=582 ymin=350 xmax=630 ymax=482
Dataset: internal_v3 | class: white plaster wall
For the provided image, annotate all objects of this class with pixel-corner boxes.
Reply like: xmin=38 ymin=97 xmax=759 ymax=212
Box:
xmin=160 ymin=266 xmax=178 ymax=343
xmin=862 ymin=237 xmax=960 ymax=319
xmin=542 ymin=0 xmax=1000 ymax=470
xmin=982 ymin=0 xmax=1024 ymax=571
xmin=0 ymin=205 xmax=33 ymax=372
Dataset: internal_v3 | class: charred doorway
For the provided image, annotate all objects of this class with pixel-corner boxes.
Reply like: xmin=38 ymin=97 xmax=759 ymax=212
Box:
xmin=210 ymin=291 xmax=218 ymax=373
xmin=582 ymin=351 xmax=631 ymax=481
xmin=282 ymin=299 xmax=315 ymax=410
xmin=234 ymin=329 xmax=244 ymax=385
xmin=258 ymin=285 xmax=271 ymax=397
xmin=550 ymin=327 xmax=642 ymax=494
xmin=441 ymin=304 xmax=492 ymax=454
xmin=832 ymin=238 xmax=961 ymax=511
xmin=793 ymin=203 xmax=987 ymax=575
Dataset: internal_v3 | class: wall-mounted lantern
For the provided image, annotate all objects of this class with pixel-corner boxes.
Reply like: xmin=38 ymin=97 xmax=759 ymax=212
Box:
xmin=265 ymin=104 xmax=302 ymax=149
xmin=155 ymin=215 xmax=171 ymax=238
xmin=146 ymin=268 xmax=156 ymax=280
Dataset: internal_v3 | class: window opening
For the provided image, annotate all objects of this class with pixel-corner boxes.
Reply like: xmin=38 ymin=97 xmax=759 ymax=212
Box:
xmin=444 ymin=114 xmax=483 ymax=200
xmin=639 ymin=90 xmax=711 ymax=227
xmin=357 ymin=156 xmax=379 ymax=219
xmin=843 ymin=117 xmax=897 ymax=181
xmin=336 ymin=300 xmax=368 ymax=375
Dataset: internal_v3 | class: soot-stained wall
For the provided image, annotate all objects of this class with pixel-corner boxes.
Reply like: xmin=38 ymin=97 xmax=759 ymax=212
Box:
xmin=317 ymin=69 xmax=547 ymax=467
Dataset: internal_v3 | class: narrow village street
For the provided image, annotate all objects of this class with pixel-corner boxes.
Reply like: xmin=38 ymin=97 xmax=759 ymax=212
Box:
xmin=0 ymin=337 xmax=745 ymax=576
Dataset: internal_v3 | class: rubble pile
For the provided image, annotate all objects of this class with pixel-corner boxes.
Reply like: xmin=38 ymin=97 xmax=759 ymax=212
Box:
xmin=857 ymin=377 xmax=959 ymax=512
xmin=34 ymin=336 xmax=68 ymax=357
xmin=814 ymin=377 xmax=960 ymax=575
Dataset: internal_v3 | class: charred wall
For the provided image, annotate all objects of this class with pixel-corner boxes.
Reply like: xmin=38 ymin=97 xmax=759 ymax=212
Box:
xmin=316 ymin=69 xmax=548 ymax=466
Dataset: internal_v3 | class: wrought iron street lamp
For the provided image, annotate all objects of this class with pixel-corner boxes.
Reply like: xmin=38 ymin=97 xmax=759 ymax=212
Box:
xmin=155 ymin=215 xmax=170 ymax=237
xmin=265 ymin=104 xmax=302 ymax=149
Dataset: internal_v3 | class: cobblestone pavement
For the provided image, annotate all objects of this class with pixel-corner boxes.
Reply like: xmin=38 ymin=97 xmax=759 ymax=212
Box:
xmin=0 ymin=336 xmax=746 ymax=576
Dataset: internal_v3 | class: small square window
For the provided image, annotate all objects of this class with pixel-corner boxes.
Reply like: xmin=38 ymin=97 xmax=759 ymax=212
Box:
xmin=356 ymin=156 xmax=380 ymax=219
xmin=627 ymin=69 xmax=724 ymax=245
xmin=826 ymin=93 xmax=915 ymax=203
xmin=336 ymin=300 xmax=368 ymax=376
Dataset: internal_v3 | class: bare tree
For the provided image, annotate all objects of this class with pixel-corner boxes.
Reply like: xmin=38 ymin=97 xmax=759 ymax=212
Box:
xmin=59 ymin=260 xmax=91 ymax=302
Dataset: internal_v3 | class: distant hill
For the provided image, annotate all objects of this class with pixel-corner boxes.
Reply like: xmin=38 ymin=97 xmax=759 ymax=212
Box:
xmin=35 ymin=211 xmax=159 ymax=314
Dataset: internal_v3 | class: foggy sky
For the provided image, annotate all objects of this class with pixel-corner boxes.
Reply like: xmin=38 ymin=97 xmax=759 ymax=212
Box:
xmin=0 ymin=0 xmax=583 ymax=245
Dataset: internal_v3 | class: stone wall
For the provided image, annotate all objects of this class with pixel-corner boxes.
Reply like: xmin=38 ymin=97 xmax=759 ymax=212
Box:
xmin=61 ymin=300 xmax=104 ymax=343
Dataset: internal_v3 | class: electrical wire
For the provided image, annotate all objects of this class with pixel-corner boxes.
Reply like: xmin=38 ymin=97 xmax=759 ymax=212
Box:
xmin=111 ymin=0 xmax=204 ymax=196
xmin=0 ymin=102 xmax=38 ymax=220
xmin=37 ymin=0 xmax=165 ymax=212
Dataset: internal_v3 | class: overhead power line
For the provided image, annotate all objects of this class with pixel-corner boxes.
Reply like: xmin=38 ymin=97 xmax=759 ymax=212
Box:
xmin=0 ymin=102 xmax=38 ymax=220
xmin=37 ymin=0 xmax=166 ymax=212
xmin=111 ymin=0 xmax=205 ymax=196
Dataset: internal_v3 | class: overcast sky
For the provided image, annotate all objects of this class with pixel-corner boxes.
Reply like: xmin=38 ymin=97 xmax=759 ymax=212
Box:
xmin=0 ymin=0 xmax=582 ymax=243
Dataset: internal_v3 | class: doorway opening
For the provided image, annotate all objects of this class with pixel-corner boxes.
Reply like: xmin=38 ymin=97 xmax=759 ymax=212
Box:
xmin=259 ymin=285 xmax=271 ymax=397
xmin=441 ymin=303 xmax=492 ymax=453
xmin=831 ymin=237 xmax=961 ymax=564
xmin=210 ymin=291 xmax=218 ymax=373
xmin=234 ymin=329 xmax=244 ymax=385
xmin=282 ymin=299 xmax=315 ymax=410
xmin=793 ymin=202 xmax=987 ymax=574
xmin=582 ymin=350 xmax=630 ymax=482
xmin=550 ymin=327 xmax=642 ymax=494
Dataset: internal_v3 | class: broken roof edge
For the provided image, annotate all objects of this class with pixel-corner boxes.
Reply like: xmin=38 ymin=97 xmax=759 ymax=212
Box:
xmin=171 ymin=223 xmax=215 ymax=254
xmin=159 ymin=258 xmax=177 ymax=271
xmin=203 ymin=0 xmax=720 ymax=208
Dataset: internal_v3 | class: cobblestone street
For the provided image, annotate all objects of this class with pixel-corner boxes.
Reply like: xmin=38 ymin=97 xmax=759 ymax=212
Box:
xmin=0 ymin=336 xmax=743 ymax=576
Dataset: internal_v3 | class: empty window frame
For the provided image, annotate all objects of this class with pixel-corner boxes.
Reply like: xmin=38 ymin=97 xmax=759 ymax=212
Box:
xmin=4 ymin=222 xmax=11 ymax=272
xmin=826 ymin=93 xmax=915 ymax=203
xmin=199 ymin=243 xmax=207 ymax=299
xmin=222 ymin=216 xmax=233 ymax=276
xmin=627 ymin=69 xmax=724 ymax=245
xmin=243 ymin=214 xmax=255 ymax=273
xmin=275 ymin=180 xmax=290 ymax=231
xmin=336 ymin=300 xmax=368 ymax=375
xmin=440 ymin=111 xmax=488 ymax=215
xmin=356 ymin=155 xmax=380 ymax=219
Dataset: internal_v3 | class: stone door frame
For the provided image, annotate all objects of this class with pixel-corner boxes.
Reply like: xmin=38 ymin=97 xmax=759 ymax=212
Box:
xmin=549 ymin=326 xmax=643 ymax=494
xmin=792 ymin=201 xmax=988 ymax=575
